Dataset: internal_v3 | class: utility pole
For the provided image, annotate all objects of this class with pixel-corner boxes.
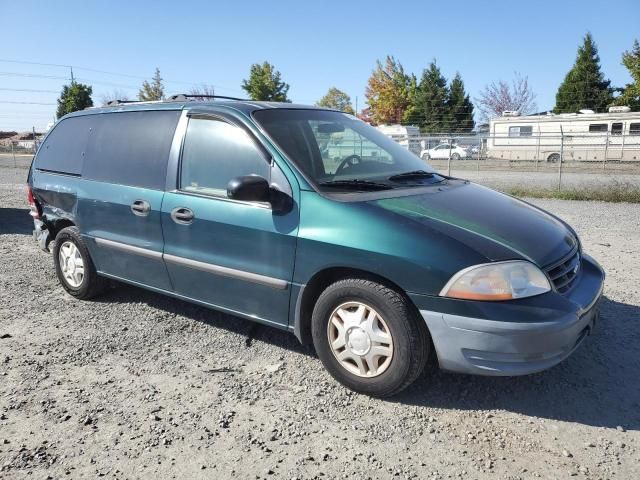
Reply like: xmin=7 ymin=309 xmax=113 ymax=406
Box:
xmin=70 ymin=66 xmax=75 ymax=83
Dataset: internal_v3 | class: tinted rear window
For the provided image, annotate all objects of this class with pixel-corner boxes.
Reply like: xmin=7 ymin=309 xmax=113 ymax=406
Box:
xmin=34 ymin=115 xmax=95 ymax=175
xmin=83 ymin=110 xmax=180 ymax=190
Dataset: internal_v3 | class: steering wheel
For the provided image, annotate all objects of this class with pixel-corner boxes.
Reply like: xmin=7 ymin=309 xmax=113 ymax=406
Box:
xmin=335 ymin=154 xmax=363 ymax=175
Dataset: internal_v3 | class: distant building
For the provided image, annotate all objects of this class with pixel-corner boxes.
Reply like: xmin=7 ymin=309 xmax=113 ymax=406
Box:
xmin=375 ymin=124 xmax=422 ymax=155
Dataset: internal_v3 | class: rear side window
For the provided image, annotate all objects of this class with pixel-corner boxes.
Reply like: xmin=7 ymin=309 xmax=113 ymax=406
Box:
xmin=83 ymin=110 xmax=180 ymax=190
xmin=630 ymin=123 xmax=640 ymax=134
xmin=179 ymin=117 xmax=269 ymax=197
xmin=34 ymin=116 xmax=95 ymax=175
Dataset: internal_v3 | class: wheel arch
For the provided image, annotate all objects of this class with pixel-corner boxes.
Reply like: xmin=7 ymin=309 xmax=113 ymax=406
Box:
xmin=293 ymin=266 xmax=417 ymax=345
xmin=50 ymin=218 xmax=77 ymax=241
xmin=546 ymin=152 xmax=561 ymax=162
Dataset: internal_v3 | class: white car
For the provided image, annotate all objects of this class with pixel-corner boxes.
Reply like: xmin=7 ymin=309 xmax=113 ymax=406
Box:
xmin=420 ymin=144 xmax=469 ymax=160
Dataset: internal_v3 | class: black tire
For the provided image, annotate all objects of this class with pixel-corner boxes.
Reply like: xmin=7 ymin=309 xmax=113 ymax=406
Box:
xmin=547 ymin=153 xmax=560 ymax=163
xmin=311 ymin=279 xmax=430 ymax=397
xmin=421 ymin=153 xmax=430 ymax=161
xmin=53 ymin=226 xmax=106 ymax=299
xmin=451 ymin=153 xmax=461 ymax=161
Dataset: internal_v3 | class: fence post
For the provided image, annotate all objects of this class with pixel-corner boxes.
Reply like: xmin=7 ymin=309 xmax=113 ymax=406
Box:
xmin=447 ymin=135 xmax=452 ymax=176
xmin=477 ymin=137 xmax=481 ymax=172
xmin=11 ymin=141 xmax=16 ymax=169
xmin=535 ymin=126 xmax=541 ymax=171
xmin=603 ymin=130 xmax=609 ymax=170
xmin=558 ymin=128 xmax=564 ymax=192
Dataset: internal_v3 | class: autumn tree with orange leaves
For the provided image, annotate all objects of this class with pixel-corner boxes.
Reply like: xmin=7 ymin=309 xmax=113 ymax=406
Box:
xmin=365 ymin=56 xmax=415 ymax=125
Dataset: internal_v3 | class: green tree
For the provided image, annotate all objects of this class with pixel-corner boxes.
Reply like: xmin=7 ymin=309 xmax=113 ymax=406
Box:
xmin=446 ymin=73 xmax=475 ymax=132
xmin=416 ymin=60 xmax=449 ymax=133
xmin=614 ymin=39 xmax=640 ymax=110
xmin=56 ymin=82 xmax=93 ymax=118
xmin=365 ymin=55 xmax=412 ymax=124
xmin=316 ymin=87 xmax=354 ymax=113
xmin=554 ymin=33 xmax=613 ymax=113
xmin=138 ymin=68 xmax=165 ymax=101
xmin=241 ymin=62 xmax=290 ymax=101
xmin=401 ymin=73 xmax=420 ymax=124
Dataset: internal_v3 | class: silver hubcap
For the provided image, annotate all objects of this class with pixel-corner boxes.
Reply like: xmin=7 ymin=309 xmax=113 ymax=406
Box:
xmin=58 ymin=241 xmax=85 ymax=288
xmin=327 ymin=301 xmax=394 ymax=378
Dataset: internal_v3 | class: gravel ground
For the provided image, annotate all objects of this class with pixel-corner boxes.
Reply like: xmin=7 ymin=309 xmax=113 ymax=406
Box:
xmin=1 ymin=164 xmax=639 ymax=480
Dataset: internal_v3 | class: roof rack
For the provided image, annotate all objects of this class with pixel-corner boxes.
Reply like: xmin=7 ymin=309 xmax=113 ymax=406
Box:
xmin=102 ymin=99 xmax=162 ymax=107
xmin=166 ymin=94 xmax=248 ymax=102
xmin=102 ymin=94 xmax=248 ymax=107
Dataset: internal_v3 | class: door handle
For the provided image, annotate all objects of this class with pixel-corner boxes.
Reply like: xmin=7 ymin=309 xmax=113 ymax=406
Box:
xmin=131 ymin=199 xmax=151 ymax=216
xmin=171 ymin=207 xmax=194 ymax=225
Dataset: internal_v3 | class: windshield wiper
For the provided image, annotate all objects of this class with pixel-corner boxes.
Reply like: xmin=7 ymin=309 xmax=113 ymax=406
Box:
xmin=319 ymin=179 xmax=394 ymax=191
xmin=388 ymin=170 xmax=435 ymax=181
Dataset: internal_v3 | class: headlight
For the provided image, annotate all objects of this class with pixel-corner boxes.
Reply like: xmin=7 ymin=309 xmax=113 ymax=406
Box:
xmin=440 ymin=261 xmax=551 ymax=301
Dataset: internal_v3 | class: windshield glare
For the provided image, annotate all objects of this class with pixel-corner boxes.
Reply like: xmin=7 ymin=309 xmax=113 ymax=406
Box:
xmin=253 ymin=109 xmax=437 ymax=188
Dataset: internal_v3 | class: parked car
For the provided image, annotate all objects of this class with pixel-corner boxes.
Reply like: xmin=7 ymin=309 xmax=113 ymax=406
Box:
xmin=420 ymin=143 xmax=469 ymax=160
xmin=27 ymin=99 xmax=604 ymax=397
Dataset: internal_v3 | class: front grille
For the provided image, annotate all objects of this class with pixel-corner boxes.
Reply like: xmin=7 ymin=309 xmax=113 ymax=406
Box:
xmin=545 ymin=249 xmax=581 ymax=294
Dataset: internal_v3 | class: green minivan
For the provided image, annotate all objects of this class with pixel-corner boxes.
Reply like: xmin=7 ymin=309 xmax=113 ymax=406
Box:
xmin=27 ymin=98 xmax=604 ymax=397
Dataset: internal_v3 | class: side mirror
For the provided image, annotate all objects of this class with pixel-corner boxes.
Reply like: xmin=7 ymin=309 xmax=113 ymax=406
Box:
xmin=227 ymin=175 xmax=271 ymax=203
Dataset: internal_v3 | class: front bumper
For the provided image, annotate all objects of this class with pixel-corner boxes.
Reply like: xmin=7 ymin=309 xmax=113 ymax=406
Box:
xmin=416 ymin=254 xmax=604 ymax=376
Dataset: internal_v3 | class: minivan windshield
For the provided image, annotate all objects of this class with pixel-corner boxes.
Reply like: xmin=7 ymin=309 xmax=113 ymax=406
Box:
xmin=253 ymin=109 xmax=441 ymax=190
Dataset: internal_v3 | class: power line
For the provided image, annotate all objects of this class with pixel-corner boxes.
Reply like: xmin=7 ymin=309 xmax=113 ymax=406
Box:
xmin=0 ymin=59 xmax=71 ymax=68
xmin=0 ymin=59 xmax=245 ymax=94
xmin=0 ymin=71 xmax=69 ymax=80
xmin=0 ymin=101 xmax=57 ymax=105
xmin=0 ymin=87 xmax=60 ymax=94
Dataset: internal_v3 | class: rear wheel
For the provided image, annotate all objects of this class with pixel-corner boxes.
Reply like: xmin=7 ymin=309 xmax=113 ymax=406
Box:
xmin=53 ymin=226 xmax=106 ymax=299
xmin=547 ymin=153 xmax=561 ymax=163
xmin=451 ymin=153 xmax=461 ymax=161
xmin=311 ymin=279 xmax=430 ymax=397
xmin=421 ymin=153 xmax=430 ymax=161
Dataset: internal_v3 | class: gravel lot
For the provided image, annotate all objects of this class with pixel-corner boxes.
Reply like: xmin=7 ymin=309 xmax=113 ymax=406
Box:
xmin=1 ymin=163 xmax=639 ymax=479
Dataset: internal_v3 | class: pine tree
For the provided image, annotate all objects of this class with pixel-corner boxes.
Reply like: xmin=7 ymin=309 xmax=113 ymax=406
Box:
xmin=416 ymin=61 xmax=449 ymax=133
xmin=138 ymin=68 xmax=165 ymax=101
xmin=56 ymin=82 xmax=93 ymax=118
xmin=554 ymin=33 xmax=613 ymax=113
xmin=241 ymin=62 xmax=290 ymax=102
xmin=614 ymin=39 xmax=640 ymax=110
xmin=447 ymin=73 xmax=474 ymax=132
xmin=401 ymin=73 xmax=420 ymax=124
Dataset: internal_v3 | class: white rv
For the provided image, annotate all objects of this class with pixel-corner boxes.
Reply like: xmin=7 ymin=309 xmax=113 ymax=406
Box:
xmin=376 ymin=124 xmax=422 ymax=155
xmin=487 ymin=107 xmax=640 ymax=162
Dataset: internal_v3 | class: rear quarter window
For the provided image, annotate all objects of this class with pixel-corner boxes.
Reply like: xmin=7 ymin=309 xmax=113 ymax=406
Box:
xmin=34 ymin=115 xmax=95 ymax=175
xmin=83 ymin=110 xmax=181 ymax=190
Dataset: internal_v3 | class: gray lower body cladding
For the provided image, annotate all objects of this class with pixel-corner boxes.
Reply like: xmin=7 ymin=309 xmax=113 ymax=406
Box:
xmin=417 ymin=254 xmax=604 ymax=376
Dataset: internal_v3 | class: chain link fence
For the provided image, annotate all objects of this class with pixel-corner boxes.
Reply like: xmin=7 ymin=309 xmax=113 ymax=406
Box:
xmin=391 ymin=132 xmax=640 ymax=192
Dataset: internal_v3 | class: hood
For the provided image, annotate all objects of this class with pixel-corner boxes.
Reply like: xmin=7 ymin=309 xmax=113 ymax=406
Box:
xmin=372 ymin=181 xmax=577 ymax=267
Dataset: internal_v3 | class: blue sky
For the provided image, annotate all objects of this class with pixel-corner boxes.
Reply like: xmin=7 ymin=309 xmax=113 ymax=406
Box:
xmin=1 ymin=0 xmax=639 ymax=131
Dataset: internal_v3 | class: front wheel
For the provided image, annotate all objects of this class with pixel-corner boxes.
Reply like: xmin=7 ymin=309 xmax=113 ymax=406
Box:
xmin=421 ymin=153 xmax=430 ymax=161
xmin=547 ymin=153 xmax=561 ymax=163
xmin=451 ymin=153 xmax=461 ymax=161
xmin=311 ymin=279 xmax=430 ymax=397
